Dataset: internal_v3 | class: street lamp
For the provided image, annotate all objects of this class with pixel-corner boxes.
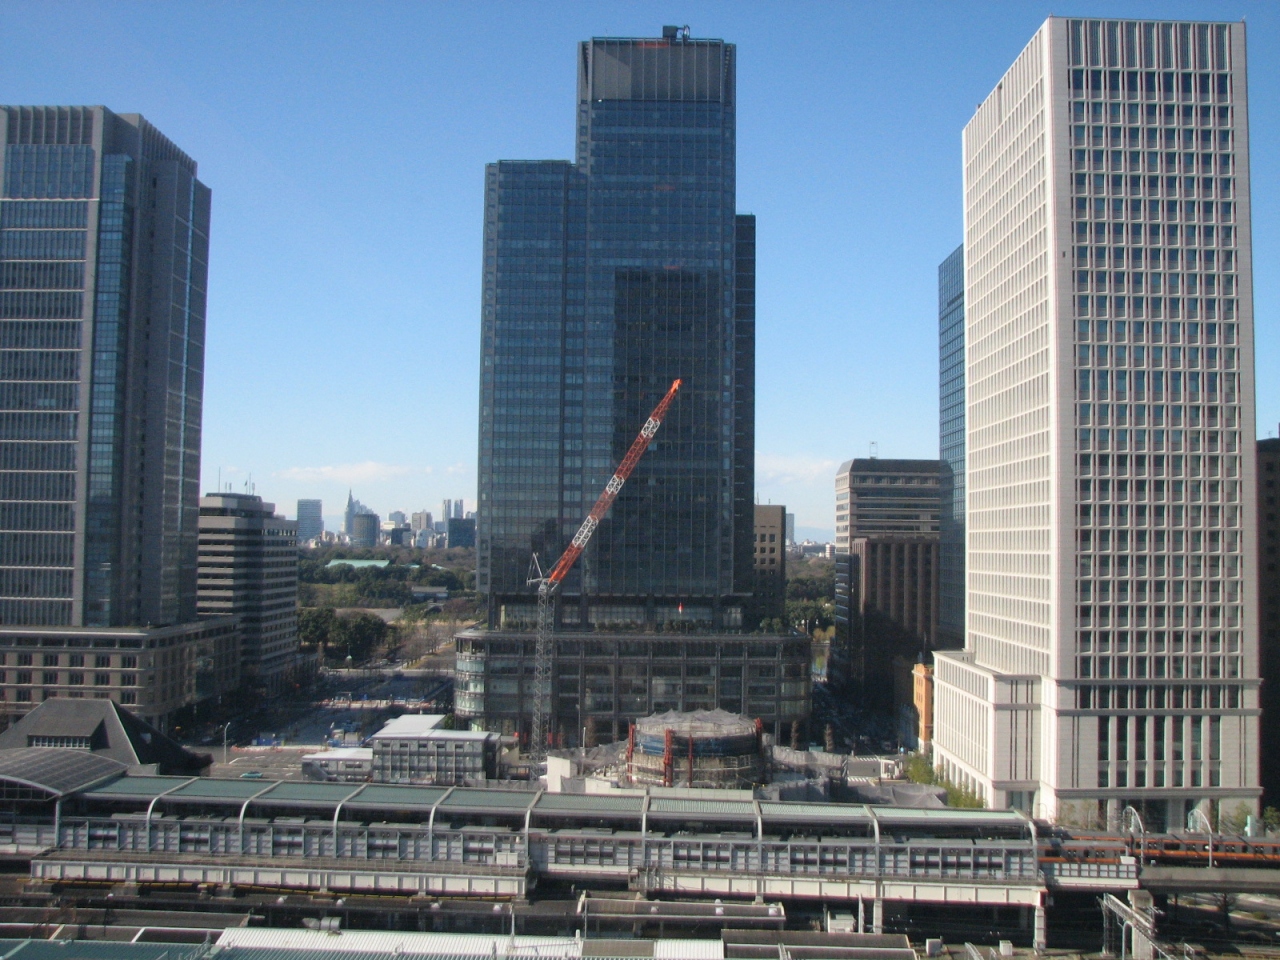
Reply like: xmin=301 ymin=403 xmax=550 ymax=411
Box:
xmin=1188 ymin=806 xmax=1214 ymax=868
xmin=221 ymin=721 xmax=231 ymax=766
xmin=1122 ymin=805 xmax=1145 ymax=864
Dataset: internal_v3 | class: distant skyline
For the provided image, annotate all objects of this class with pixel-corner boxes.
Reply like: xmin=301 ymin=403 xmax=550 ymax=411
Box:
xmin=3 ymin=1 xmax=1275 ymax=540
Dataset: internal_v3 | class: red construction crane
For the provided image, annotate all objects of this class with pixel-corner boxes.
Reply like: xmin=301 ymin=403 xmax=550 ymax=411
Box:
xmin=526 ymin=378 xmax=682 ymax=762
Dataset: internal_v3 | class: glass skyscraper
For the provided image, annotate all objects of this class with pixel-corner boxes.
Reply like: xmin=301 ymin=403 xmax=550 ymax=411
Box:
xmin=0 ymin=106 xmax=208 ymax=628
xmin=932 ymin=18 xmax=1259 ymax=829
xmin=465 ymin=30 xmax=807 ymax=745
xmin=0 ymin=106 xmax=237 ymax=731
xmin=938 ymin=245 xmax=965 ymax=649
xmin=478 ymin=29 xmax=754 ymax=630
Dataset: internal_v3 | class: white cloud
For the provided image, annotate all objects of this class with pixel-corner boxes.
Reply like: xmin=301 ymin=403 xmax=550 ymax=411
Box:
xmin=275 ymin=461 xmax=412 ymax=485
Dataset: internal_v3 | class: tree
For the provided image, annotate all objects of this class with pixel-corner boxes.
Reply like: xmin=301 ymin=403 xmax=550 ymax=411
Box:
xmin=329 ymin=612 xmax=389 ymax=662
xmin=297 ymin=607 xmax=338 ymax=650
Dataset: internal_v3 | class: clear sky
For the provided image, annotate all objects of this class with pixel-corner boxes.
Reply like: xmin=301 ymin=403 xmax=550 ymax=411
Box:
xmin=3 ymin=1 xmax=1276 ymax=540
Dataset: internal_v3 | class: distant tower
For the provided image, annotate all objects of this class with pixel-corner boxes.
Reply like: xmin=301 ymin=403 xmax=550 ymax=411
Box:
xmin=442 ymin=499 xmax=452 ymax=526
xmin=296 ymin=499 xmax=323 ymax=543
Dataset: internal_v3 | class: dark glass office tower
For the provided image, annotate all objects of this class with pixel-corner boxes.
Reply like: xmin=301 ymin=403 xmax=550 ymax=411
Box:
xmin=478 ymin=30 xmax=754 ymax=630
xmin=937 ymin=245 xmax=965 ymax=649
xmin=467 ymin=31 xmax=804 ymax=745
xmin=0 ymin=106 xmax=209 ymax=628
xmin=0 ymin=107 xmax=235 ymax=732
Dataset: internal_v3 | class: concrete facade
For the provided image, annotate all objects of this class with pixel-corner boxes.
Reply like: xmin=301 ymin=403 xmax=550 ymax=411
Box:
xmin=752 ymin=505 xmax=787 ymax=625
xmin=933 ymin=18 xmax=1260 ymax=829
xmin=197 ymin=493 xmax=299 ymax=694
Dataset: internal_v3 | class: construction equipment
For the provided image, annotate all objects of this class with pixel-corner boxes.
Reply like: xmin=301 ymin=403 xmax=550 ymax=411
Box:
xmin=526 ymin=378 xmax=682 ymax=762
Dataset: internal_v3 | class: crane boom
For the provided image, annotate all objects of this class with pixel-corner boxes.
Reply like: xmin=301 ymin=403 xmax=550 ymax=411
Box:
xmin=527 ymin=378 xmax=682 ymax=761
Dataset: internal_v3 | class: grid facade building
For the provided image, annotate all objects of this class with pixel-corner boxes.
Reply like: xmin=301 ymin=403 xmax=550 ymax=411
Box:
xmin=1258 ymin=435 xmax=1279 ymax=804
xmin=0 ymin=619 xmax=238 ymax=731
xmin=752 ymin=505 xmax=786 ymax=624
xmin=295 ymin=499 xmax=322 ymax=543
xmin=939 ymin=246 xmax=967 ymax=649
xmin=467 ymin=30 xmax=782 ymax=745
xmin=932 ymin=18 xmax=1259 ymax=829
xmin=197 ymin=493 xmax=299 ymax=694
xmin=478 ymin=30 xmax=755 ymax=632
xmin=834 ymin=459 xmax=941 ymax=555
xmin=0 ymin=106 xmax=209 ymax=629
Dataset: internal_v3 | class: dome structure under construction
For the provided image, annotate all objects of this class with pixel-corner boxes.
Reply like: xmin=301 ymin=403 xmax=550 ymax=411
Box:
xmin=627 ymin=710 xmax=763 ymax=788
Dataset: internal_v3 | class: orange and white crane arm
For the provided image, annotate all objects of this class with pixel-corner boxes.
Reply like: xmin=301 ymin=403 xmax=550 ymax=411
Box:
xmin=543 ymin=378 xmax=682 ymax=586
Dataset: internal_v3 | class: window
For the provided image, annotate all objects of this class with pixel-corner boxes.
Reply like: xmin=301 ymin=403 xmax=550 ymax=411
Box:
xmin=94 ymin=673 xmax=110 ymax=686
xmin=94 ymin=655 xmax=110 ymax=668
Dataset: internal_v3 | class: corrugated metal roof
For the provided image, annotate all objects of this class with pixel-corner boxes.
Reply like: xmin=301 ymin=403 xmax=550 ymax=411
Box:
xmin=0 ymin=747 xmax=125 ymax=797
xmin=534 ymin=794 xmax=644 ymax=815
xmin=439 ymin=788 xmax=537 ymax=812
xmin=346 ymin=785 xmax=449 ymax=808
xmin=758 ymin=802 xmax=870 ymax=823
xmin=647 ymin=798 xmax=755 ymax=818
xmin=79 ymin=774 xmax=187 ymax=799
xmin=653 ymin=941 xmax=724 ymax=960
xmin=874 ymin=807 xmax=1025 ymax=824
xmin=170 ymin=778 xmax=271 ymax=801
xmin=0 ymin=941 xmax=202 ymax=960
xmin=256 ymin=782 xmax=360 ymax=804
xmin=216 ymin=930 xmax=581 ymax=956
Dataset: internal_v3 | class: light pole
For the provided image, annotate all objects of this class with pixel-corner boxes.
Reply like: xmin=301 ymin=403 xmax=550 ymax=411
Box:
xmin=1189 ymin=806 xmax=1214 ymax=868
xmin=222 ymin=722 xmax=231 ymax=766
xmin=1122 ymin=805 xmax=1146 ymax=864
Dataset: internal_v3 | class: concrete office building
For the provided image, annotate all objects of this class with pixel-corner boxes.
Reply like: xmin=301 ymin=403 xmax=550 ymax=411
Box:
xmin=197 ymin=493 xmax=299 ymax=694
xmin=932 ymin=18 xmax=1259 ymax=828
xmin=753 ymin=505 xmax=787 ymax=625
xmin=0 ymin=106 xmax=231 ymax=729
xmin=411 ymin=510 xmax=433 ymax=534
xmin=447 ymin=516 xmax=476 ymax=549
xmin=834 ymin=459 xmax=941 ymax=554
xmin=465 ymin=29 xmax=800 ymax=745
xmin=0 ymin=619 xmax=238 ymax=731
xmin=349 ymin=512 xmax=379 ymax=549
xmin=836 ymin=537 xmax=939 ymax=714
xmin=1258 ymin=433 xmax=1279 ymax=804
xmin=833 ymin=460 xmax=941 ymax=695
xmin=939 ymin=246 xmax=967 ymax=650
xmin=295 ymin=499 xmax=323 ymax=544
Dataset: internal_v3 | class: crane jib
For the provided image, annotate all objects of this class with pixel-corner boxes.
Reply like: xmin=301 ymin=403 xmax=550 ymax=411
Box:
xmin=527 ymin=378 xmax=682 ymax=761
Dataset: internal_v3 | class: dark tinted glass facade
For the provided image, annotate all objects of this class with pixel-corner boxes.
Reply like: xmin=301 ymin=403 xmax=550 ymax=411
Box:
xmin=478 ymin=33 xmax=754 ymax=630
xmin=938 ymin=245 xmax=965 ymax=649
xmin=0 ymin=106 xmax=209 ymax=628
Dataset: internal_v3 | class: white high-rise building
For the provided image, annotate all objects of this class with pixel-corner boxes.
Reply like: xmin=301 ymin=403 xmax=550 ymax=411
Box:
xmin=932 ymin=17 xmax=1259 ymax=832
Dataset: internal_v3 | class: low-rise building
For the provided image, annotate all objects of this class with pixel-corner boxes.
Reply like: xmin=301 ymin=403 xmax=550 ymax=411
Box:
xmin=301 ymin=746 xmax=373 ymax=782
xmin=0 ymin=619 xmax=239 ymax=733
xmin=369 ymin=714 xmax=501 ymax=785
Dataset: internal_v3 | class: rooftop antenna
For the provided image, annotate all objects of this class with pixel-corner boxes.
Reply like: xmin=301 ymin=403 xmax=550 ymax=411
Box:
xmin=869 ymin=441 xmax=879 ymax=460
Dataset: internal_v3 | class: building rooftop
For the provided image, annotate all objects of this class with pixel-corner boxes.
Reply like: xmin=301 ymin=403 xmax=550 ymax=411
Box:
xmin=0 ymin=699 xmax=210 ymax=774
xmin=370 ymin=715 xmax=449 ymax=739
xmin=0 ymin=748 xmax=126 ymax=797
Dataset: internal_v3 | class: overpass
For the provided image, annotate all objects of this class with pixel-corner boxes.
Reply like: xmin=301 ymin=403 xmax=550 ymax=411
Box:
xmin=4 ymin=755 xmax=1280 ymax=949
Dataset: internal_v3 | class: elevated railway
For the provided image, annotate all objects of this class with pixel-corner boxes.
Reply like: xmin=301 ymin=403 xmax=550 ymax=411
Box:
xmin=3 ymin=756 xmax=1280 ymax=950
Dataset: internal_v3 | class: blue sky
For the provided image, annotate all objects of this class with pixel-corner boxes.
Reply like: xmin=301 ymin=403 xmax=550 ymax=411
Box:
xmin=3 ymin=1 xmax=1276 ymax=539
